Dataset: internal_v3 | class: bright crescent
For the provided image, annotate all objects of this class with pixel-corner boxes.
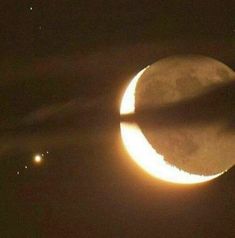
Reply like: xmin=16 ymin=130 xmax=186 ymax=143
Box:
xmin=120 ymin=67 xmax=224 ymax=184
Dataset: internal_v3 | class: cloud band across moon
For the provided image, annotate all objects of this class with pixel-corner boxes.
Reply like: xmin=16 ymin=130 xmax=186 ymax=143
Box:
xmin=121 ymin=80 xmax=235 ymax=134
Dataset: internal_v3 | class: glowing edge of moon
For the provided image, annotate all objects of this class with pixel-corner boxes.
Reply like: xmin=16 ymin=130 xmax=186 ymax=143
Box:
xmin=120 ymin=67 xmax=224 ymax=184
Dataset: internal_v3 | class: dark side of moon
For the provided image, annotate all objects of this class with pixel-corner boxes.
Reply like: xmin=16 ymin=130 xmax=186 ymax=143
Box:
xmin=132 ymin=55 xmax=235 ymax=176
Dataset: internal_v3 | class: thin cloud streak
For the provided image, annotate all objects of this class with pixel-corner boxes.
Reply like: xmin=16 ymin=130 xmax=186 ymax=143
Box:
xmin=122 ymin=80 xmax=235 ymax=133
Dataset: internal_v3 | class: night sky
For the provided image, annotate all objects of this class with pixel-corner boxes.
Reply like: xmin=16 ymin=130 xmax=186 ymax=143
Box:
xmin=0 ymin=1 xmax=234 ymax=237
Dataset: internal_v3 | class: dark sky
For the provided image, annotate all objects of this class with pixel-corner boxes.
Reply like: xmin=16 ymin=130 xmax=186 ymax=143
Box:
xmin=0 ymin=1 xmax=234 ymax=237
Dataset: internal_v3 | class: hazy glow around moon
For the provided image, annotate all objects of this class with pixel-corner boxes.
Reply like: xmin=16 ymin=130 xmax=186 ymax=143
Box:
xmin=120 ymin=67 xmax=223 ymax=184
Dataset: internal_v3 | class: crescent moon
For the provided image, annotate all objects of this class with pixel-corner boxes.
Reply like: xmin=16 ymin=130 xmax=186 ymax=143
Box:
xmin=120 ymin=67 xmax=224 ymax=184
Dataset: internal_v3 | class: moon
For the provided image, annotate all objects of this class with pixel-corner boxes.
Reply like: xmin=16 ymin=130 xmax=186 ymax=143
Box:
xmin=135 ymin=56 xmax=235 ymax=176
xmin=120 ymin=56 xmax=235 ymax=184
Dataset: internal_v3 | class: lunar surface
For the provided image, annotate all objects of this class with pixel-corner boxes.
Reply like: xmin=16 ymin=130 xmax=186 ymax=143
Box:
xmin=135 ymin=55 xmax=235 ymax=176
xmin=120 ymin=66 xmax=223 ymax=184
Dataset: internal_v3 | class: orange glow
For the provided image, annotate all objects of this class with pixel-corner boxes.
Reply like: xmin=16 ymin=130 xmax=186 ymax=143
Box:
xmin=34 ymin=154 xmax=42 ymax=164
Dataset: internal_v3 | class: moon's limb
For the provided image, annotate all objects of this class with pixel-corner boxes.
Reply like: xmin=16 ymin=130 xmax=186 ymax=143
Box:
xmin=120 ymin=66 xmax=224 ymax=184
xmin=120 ymin=122 xmax=223 ymax=184
xmin=120 ymin=67 xmax=149 ymax=115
